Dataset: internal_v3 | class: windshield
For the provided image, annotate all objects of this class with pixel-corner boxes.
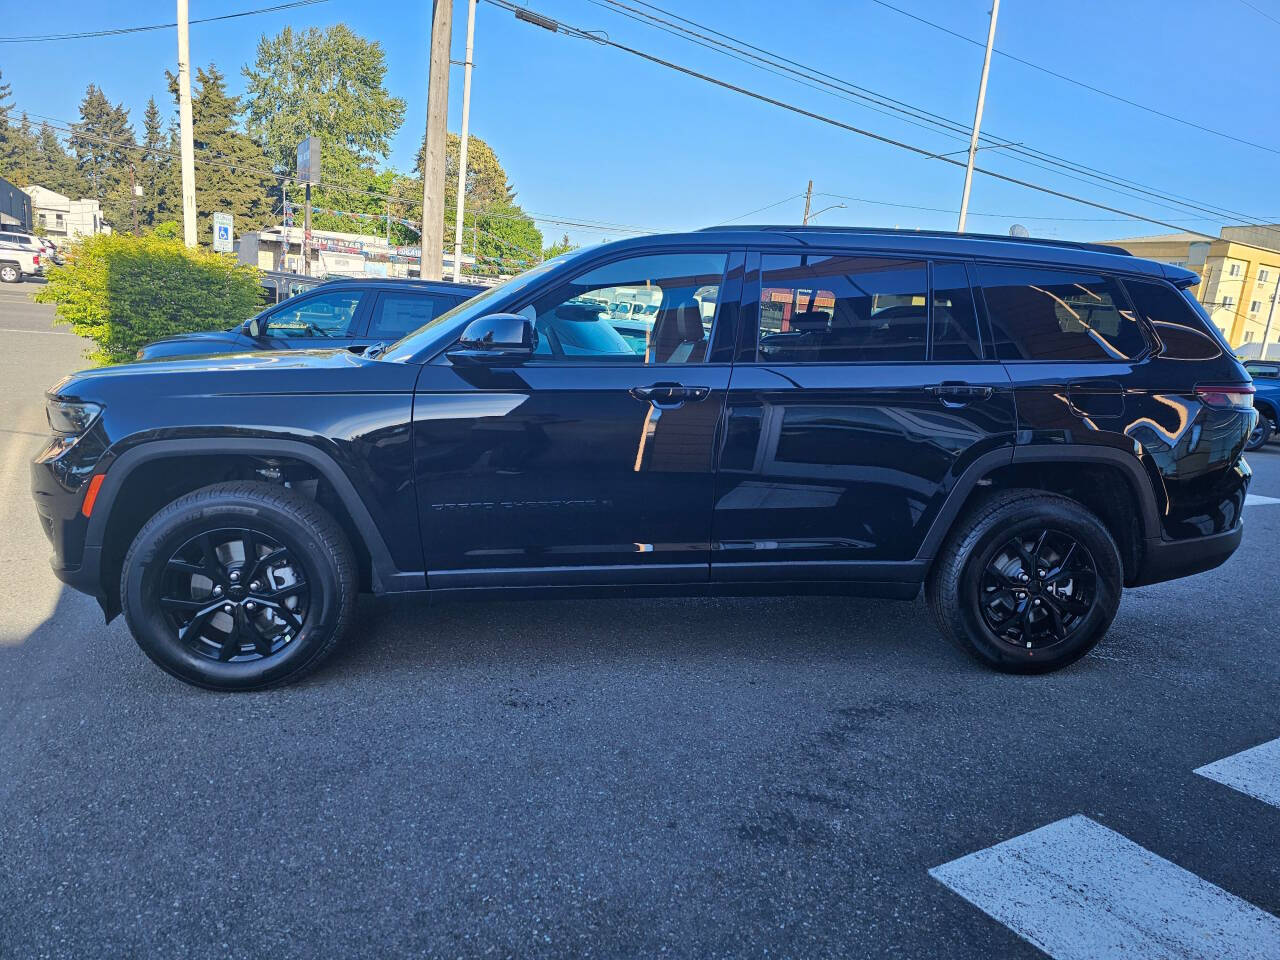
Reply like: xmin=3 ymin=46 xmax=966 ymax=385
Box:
xmin=378 ymin=252 xmax=586 ymax=363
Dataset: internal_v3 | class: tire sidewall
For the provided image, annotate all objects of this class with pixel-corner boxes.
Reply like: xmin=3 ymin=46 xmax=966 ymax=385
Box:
xmin=123 ymin=497 xmax=344 ymax=690
xmin=954 ymin=500 xmax=1122 ymax=672
xmin=0 ymin=265 xmax=19 ymax=283
xmin=1246 ymin=416 xmax=1273 ymax=450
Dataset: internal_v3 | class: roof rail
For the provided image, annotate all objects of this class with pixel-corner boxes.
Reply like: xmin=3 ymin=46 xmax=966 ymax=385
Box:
xmin=698 ymin=224 xmax=1131 ymax=256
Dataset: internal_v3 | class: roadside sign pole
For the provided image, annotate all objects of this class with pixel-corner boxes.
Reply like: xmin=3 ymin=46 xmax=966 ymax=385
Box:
xmin=452 ymin=0 xmax=478 ymax=282
xmin=957 ymin=0 xmax=1000 ymax=233
xmin=176 ymin=0 xmax=198 ymax=248
xmin=303 ymin=182 xmax=312 ymax=277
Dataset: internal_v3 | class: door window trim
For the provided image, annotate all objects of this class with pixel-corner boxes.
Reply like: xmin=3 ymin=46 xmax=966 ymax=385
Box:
xmin=257 ymin=287 xmax=372 ymax=340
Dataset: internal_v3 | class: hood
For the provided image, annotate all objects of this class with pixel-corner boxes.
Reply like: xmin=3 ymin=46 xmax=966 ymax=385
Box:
xmin=49 ymin=347 xmax=377 ymax=399
xmin=146 ymin=328 xmax=247 ymax=346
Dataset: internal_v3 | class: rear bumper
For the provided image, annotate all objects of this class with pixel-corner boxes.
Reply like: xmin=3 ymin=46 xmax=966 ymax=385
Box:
xmin=1130 ymin=523 xmax=1243 ymax=588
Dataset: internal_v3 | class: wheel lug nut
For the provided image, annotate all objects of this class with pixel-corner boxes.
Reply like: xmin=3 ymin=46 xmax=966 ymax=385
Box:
xmin=245 ymin=601 xmax=256 ymax=611
xmin=223 ymin=604 xmax=233 ymax=613
xmin=213 ymin=585 xmax=223 ymax=596
xmin=1037 ymin=569 xmax=1046 ymax=578
xmin=1033 ymin=598 xmax=1041 ymax=606
xmin=230 ymin=571 xmax=240 ymax=582
xmin=1020 ymin=573 xmax=1030 ymax=582
xmin=250 ymin=581 xmax=261 ymax=591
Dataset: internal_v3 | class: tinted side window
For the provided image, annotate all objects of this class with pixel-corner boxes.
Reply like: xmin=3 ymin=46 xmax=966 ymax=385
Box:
xmin=978 ymin=265 xmax=1147 ymax=362
xmin=263 ymin=290 xmax=364 ymax=338
xmin=756 ymin=255 xmax=928 ymax=363
xmin=369 ymin=292 xmax=452 ymax=340
xmin=931 ymin=262 xmax=982 ymax=361
xmin=1122 ymin=279 xmax=1223 ymax=361
xmin=522 ymin=252 xmax=727 ymax=363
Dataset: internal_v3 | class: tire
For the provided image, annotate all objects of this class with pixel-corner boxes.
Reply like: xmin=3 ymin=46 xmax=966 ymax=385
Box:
xmin=1245 ymin=415 xmax=1273 ymax=451
xmin=925 ymin=489 xmax=1123 ymax=674
xmin=0 ymin=264 xmax=20 ymax=283
xmin=121 ymin=481 xmax=357 ymax=691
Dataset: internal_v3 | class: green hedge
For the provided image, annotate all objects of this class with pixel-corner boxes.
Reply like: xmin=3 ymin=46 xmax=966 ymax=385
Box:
xmin=34 ymin=233 xmax=262 ymax=365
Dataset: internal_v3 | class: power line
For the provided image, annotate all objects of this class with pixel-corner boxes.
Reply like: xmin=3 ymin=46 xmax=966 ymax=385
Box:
xmin=591 ymin=0 xmax=1276 ymax=230
xmin=1236 ymin=0 xmax=1280 ymax=28
xmin=13 ymin=111 xmax=660 ymax=238
xmin=487 ymin=0 xmax=1230 ymax=241
xmin=811 ymin=192 xmax=1278 ymax=224
xmin=867 ymin=0 xmax=1280 ymax=157
xmin=0 ymin=0 xmax=329 ymax=43
xmin=716 ymin=192 xmax=806 ymax=225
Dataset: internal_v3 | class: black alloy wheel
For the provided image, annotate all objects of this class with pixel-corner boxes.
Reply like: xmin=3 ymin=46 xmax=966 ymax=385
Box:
xmin=160 ymin=527 xmax=309 ymax=663
xmin=121 ymin=481 xmax=356 ymax=691
xmin=978 ymin=528 xmax=1097 ymax=652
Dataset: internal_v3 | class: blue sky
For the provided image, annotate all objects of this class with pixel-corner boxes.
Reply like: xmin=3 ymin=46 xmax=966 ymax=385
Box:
xmin=3 ymin=0 xmax=1278 ymax=248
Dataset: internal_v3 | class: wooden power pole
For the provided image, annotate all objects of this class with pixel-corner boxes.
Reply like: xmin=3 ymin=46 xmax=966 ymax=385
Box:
xmin=421 ymin=0 xmax=453 ymax=281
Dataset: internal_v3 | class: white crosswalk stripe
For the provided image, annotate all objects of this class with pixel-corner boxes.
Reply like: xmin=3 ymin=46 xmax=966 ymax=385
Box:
xmin=1245 ymin=493 xmax=1280 ymax=506
xmin=1196 ymin=738 xmax=1280 ymax=809
xmin=930 ymin=814 xmax=1280 ymax=959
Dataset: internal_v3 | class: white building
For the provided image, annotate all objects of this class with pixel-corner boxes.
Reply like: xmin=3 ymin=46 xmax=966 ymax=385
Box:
xmin=237 ymin=225 xmax=479 ymax=281
xmin=25 ymin=185 xmax=108 ymax=245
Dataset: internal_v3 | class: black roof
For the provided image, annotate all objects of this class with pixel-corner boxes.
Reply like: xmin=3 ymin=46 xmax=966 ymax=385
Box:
xmin=700 ymin=224 xmax=1130 ymax=257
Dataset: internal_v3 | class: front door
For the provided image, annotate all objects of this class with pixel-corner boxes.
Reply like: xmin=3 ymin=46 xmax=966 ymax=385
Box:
xmin=258 ymin=288 xmax=369 ymax=351
xmin=712 ymin=254 xmax=1016 ymax=581
xmin=414 ymin=250 xmax=741 ymax=587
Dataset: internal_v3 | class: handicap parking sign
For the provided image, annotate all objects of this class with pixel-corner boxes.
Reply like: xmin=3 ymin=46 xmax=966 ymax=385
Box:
xmin=212 ymin=212 xmax=233 ymax=252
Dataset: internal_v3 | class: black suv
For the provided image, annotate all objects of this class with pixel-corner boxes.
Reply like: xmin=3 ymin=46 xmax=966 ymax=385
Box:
xmin=33 ymin=228 xmax=1256 ymax=690
xmin=135 ymin=276 xmax=485 ymax=360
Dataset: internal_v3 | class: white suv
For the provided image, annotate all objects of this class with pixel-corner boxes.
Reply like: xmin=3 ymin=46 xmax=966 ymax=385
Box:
xmin=0 ymin=231 xmax=45 ymax=283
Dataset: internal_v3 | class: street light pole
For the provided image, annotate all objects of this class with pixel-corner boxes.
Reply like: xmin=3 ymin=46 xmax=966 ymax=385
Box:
xmin=452 ymin=0 xmax=478 ymax=282
xmin=957 ymin=0 xmax=1000 ymax=234
xmin=176 ymin=0 xmax=198 ymax=248
xmin=421 ymin=0 xmax=453 ymax=281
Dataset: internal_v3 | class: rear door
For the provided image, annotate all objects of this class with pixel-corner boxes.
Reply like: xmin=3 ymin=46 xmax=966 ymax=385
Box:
xmin=414 ymin=249 xmax=744 ymax=587
xmin=711 ymin=252 xmax=1016 ymax=582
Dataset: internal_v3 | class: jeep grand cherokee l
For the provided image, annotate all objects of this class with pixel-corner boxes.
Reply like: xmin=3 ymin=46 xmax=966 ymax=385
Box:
xmin=33 ymin=228 xmax=1255 ymax=690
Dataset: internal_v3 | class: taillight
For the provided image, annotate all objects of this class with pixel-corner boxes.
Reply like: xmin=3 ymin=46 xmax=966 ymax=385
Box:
xmin=1195 ymin=384 xmax=1255 ymax=409
xmin=33 ymin=253 xmax=40 ymax=266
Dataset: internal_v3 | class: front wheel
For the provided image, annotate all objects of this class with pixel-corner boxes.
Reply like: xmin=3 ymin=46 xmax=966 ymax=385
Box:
xmin=1246 ymin=415 xmax=1274 ymax=451
xmin=926 ymin=490 xmax=1123 ymax=674
xmin=121 ymin=481 xmax=357 ymax=691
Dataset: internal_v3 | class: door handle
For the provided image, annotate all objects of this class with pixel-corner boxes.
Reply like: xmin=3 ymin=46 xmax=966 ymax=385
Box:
xmin=630 ymin=383 xmax=711 ymax=407
xmin=928 ymin=382 xmax=993 ymax=408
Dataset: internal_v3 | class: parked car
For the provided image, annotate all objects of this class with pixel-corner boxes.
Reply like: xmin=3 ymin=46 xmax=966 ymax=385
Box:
xmin=1244 ymin=360 xmax=1279 ymax=449
xmin=33 ymin=227 xmax=1256 ymax=690
xmin=135 ymin=276 xmax=486 ymax=360
xmin=0 ymin=230 xmax=44 ymax=283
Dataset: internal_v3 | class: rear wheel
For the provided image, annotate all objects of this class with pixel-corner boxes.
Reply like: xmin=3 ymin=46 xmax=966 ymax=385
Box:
xmin=0 ymin=264 xmax=20 ymax=283
xmin=1246 ymin=415 xmax=1273 ymax=451
xmin=121 ymin=481 xmax=356 ymax=691
xmin=926 ymin=489 xmax=1123 ymax=673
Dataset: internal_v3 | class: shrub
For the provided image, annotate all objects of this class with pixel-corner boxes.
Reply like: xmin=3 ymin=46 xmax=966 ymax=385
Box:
xmin=34 ymin=233 xmax=262 ymax=365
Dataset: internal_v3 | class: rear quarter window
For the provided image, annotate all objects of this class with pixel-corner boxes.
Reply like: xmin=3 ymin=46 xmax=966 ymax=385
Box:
xmin=977 ymin=264 xmax=1148 ymax=362
xmin=1122 ymin=278 xmax=1223 ymax=361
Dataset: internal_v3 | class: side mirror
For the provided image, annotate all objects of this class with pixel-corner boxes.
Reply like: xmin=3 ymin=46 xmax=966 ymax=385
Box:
xmin=246 ymin=318 xmax=264 ymax=339
xmin=447 ymin=313 xmax=537 ymax=365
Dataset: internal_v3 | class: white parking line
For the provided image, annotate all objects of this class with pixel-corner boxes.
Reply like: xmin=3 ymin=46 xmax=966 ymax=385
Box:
xmin=930 ymin=814 xmax=1280 ymax=959
xmin=1245 ymin=494 xmax=1280 ymax=506
xmin=1196 ymin=739 xmax=1280 ymax=809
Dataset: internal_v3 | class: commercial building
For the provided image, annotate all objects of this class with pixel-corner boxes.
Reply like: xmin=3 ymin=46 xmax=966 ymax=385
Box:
xmin=0 ymin=175 xmax=32 ymax=230
xmin=1101 ymin=227 xmax=1280 ymax=357
xmin=24 ymin=185 xmax=108 ymax=245
xmin=237 ymin=225 xmax=478 ymax=280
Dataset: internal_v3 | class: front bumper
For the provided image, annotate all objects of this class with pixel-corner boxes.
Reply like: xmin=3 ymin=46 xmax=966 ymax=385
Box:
xmin=31 ymin=442 xmax=107 ymax=607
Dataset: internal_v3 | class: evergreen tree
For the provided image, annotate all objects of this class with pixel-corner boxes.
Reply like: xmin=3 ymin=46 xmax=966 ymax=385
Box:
xmin=0 ymin=71 xmax=39 ymax=186
xmin=30 ymin=123 xmax=83 ymax=197
xmin=169 ymin=64 xmax=274 ymax=244
xmin=137 ymin=97 xmax=177 ymax=228
xmin=70 ymin=84 xmax=136 ymax=228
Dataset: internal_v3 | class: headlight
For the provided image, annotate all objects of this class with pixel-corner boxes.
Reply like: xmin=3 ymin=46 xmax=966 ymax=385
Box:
xmin=46 ymin=399 xmax=102 ymax=436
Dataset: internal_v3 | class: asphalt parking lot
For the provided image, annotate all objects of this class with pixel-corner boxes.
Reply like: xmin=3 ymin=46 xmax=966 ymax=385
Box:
xmin=2 ymin=285 xmax=1278 ymax=959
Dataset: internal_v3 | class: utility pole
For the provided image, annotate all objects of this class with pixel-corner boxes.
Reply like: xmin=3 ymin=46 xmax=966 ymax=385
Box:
xmin=1261 ymin=275 xmax=1280 ymax=361
xmin=385 ymin=198 xmax=391 ymax=245
xmin=302 ymin=181 xmax=312 ymax=276
xmin=801 ymin=179 xmax=813 ymax=225
xmin=176 ymin=0 xmax=198 ymax=248
xmin=957 ymin=0 xmax=1000 ymax=233
xmin=451 ymin=0 xmax=478 ymax=282
xmin=421 ymin=0 xmax=453 ymax=281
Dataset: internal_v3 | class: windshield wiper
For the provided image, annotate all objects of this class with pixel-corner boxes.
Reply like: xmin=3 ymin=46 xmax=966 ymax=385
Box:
xmin=363 ymin=341 xmax=388 ymax=360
